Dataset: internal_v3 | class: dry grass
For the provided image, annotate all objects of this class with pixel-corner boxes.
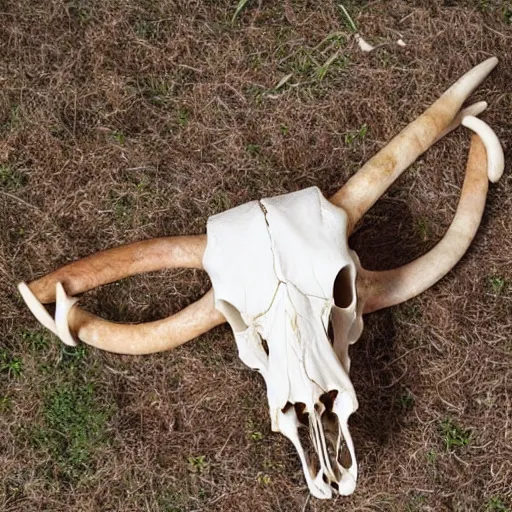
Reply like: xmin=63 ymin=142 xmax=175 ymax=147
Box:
xmin=1 ymin=0 xmax=511 ymax=511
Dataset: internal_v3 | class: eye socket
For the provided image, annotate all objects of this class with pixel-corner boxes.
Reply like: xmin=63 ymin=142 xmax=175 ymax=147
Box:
xmin=333 ymin=265 xmax=354 ymax=309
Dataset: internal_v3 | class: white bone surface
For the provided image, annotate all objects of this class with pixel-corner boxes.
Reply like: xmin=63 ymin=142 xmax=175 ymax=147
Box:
xmin=55 ymin=282 xmax=79 ymax=347
xmin=17 ymin=282 xmax=59 ymax=337
xmin=203 ymin=187 xmax=364 ymax=499
xmin=462 ymin=115 xmax=505 ymax=183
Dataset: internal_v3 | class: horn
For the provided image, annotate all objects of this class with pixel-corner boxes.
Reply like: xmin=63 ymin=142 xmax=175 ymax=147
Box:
xmin=18 ymin=235 xmax=226 ymax=354
xmin=357 ymin=118 xmax=504 ymax=314
xmin=330 ymin=57 xmax=498 ymax=232
xmin=27 ymin=236 xmax=207 ymax=303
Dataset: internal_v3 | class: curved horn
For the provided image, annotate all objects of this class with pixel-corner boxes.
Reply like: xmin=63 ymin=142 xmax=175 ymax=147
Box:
xmin=18 ymin=235 xmax=226 ymax=354
xmin=358 ymin=120 xmax=504 ymax=314
xmin=28 ymin=235 xmax=207 ymax=303
xmin=19 ymin=282 xmax=224 ymax=354
xmin=330 ymin=57 xmax=498 ymax=232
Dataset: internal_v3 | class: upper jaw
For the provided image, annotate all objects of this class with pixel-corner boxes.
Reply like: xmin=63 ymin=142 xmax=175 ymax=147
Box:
xmin=274 ymin=391 xmax=358 ymax=499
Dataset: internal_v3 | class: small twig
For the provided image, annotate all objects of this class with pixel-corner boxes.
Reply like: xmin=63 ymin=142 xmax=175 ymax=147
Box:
xmin=383 ymin=345 xmax=425 ymax=369
xmin=483 ymin=24 xmax=510 ymax=39
xmin=338 ymin=3 xmax=357 ymax=32
xmin=0 ymin=190 xmax=45 ymax=214
xmin=301 ymin=494 xmax=311 ymax=512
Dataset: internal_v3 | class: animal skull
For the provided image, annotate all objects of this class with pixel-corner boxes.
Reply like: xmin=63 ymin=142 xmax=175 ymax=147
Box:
xmin=17 ymin=58 xmax=504 ymax=499
xmin=204 ymin=187 xmax=363 ymax=497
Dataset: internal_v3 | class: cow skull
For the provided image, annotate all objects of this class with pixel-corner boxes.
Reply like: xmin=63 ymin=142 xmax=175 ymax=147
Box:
xmin=204 ymin=187 xmax=363 ymax=497
xmin=17 ymin=58 xmax=504 ymax=499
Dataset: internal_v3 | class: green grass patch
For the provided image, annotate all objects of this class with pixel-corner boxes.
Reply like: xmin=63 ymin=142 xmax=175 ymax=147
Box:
xmin=110 ymin=130 xmax=126 ymax=145
xmin=246 ymin=143 xmax=261 ymax=156
xmin=440 ymin=419 xmax=471 ymax=451
xmin=67 ymin=0 xmax=92 ymax=24
xmin=286 ymin=48 xmax=349 ymax=83
xmin=0 ymin=350 xmax=23 ymax=378
xmin=1 ymin=104 xmax=20 ymax=132
xmin=31 ymin=381 xmax=111 ymax=482
xmin=0 ymin=163 xmax=26 ymax=190
xmin=177 ymin=107 xmax=189 ymax=127
xmin=209 ymin=189 xmax=231 ymax=214
xmin=134 ymin=19 xmax=157 ymax=40
xmin=247 ymin=419 xmax=264 ymax=441
xmin=134 ymin=75 xmax=175 ymax=106
xmin=395 ymin=303 xmax=422 ymax=324
xmin=488 ymin=275 xmax=507 ymax=295
xmin=0 ymin=395 xmax=13 ymax=412
xmin=486 ymin=497 xmax=510 ymax=512
xmin=187 ymin=455 xmax=208 ymax=474
xmin=315 ymin=52 xmax=349 ymax=81
xmin=112 ymin=194 xmax=135 ymax=223
xmin=232 ymin=0 xmax=251 ymax=23
xmin=398 ymin=392 xmax=415 ymax=410
xmin=20 ymin=329 xmax=109 ymax=484
xmin=157 ymin=489 xmax=189 ymax=512
xmin=345 ymin=123 xmax=368 ymax=145
xmin=416 ymin=219 xmax=431 ymax=242
xmin=21 ymin=329 xmax=52 ymax=352
xmin=257 ymin=472 xmax=272 ymax=486
xmin=338 ymin=3 xmax=358 ymax=32
xmin=406 ymin=493 xmax=427 ymax=512
xmin=60 ymin=344 xmax=88 ymax=368
xmin=504 ymin=6 xmax=512 ymax=23
xmin=426 ymin=449 xmax=437 ymax=465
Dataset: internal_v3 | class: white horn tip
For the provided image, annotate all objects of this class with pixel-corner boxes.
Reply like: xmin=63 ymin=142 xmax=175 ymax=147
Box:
xmin=461 ymin=101 xmax=488 ymax=118
xmin=462 ymin=115 xmax=505 ymax=183
xmin=55 ymin=282 xmax=79 ymax=347
xmin=18 ymin=282 xmax=58 ymax=336
xmin=479 ymin=56 xmax=499 ymax=72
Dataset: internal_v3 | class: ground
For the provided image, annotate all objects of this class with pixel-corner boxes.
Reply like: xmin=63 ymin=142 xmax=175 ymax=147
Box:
xmin=0 ymin=1 xmax=511 ymax=511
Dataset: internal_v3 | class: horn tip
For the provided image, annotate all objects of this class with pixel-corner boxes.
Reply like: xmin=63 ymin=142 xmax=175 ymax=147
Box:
xmin=462 ymin=115 xmax=505 ymax=183
xmin=17 ymin=281 xmax=59 ymax=336
xmin=482 ymin=56 xmax=499 ymax=71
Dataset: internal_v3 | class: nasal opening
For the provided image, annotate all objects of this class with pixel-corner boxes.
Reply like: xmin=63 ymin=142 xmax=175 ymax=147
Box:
xmin=282 ymin=393 xmax=354 ymax=491
xmin=283 ymin=401 xmax=321 ymax=479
